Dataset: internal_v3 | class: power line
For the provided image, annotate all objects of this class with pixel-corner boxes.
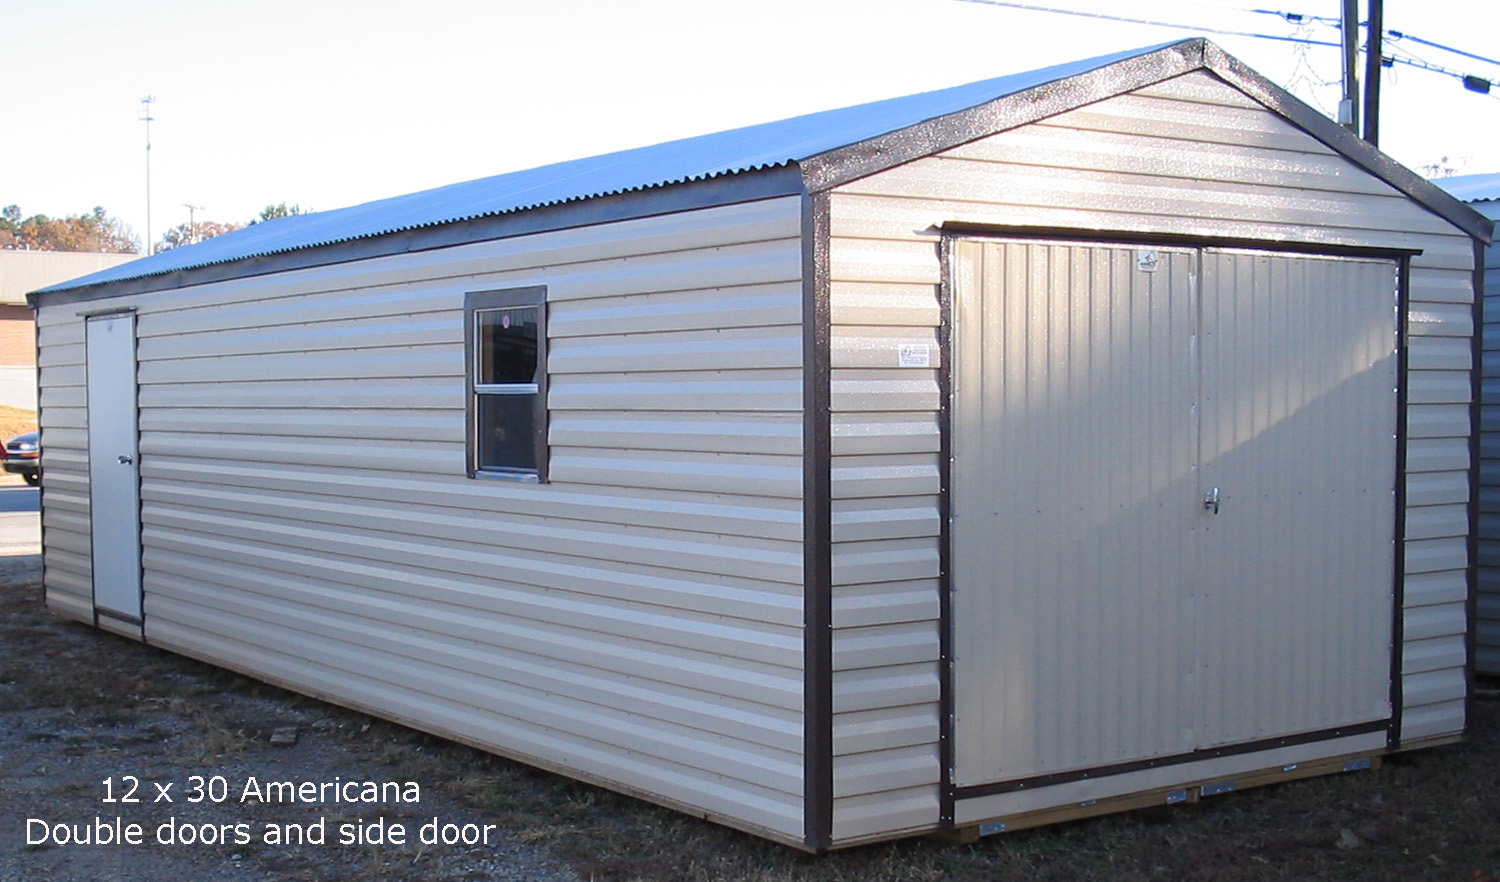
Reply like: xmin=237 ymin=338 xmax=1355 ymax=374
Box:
xmin=1383 ymin=49 xmax=1495 ymax=96
xmin=1247 ymin=8 xmax=1500 ymax=69
xmin=950 ymin=0 xmax=1496 ymax=99
xmin=1341 ymin=18 xmax=1496 ymax=97
xmin=1387 ymin=31 xmax=1500 ymax=70
xmin=950 ymin=0 xmax=1340 ymax=47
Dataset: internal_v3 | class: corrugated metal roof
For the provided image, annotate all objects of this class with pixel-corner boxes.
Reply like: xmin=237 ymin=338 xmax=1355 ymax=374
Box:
xmin=42 ymin=41 xmax=1178 ymax=294
xmin=1434 ymin=172 xmax=1500 ymax=204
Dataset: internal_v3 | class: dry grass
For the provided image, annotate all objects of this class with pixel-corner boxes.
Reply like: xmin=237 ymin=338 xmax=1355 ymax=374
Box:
xmin=5 ymin=573 xmax=1498 ymax=882
xmin=286 ymin=679 xmax=1500 ymax=882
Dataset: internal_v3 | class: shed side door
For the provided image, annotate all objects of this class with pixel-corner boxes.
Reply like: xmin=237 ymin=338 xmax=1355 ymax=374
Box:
xmin=949 ymin=239 xmax=1201 ymax=786
xmin=1194 ymin=249 xmax=1397 ymax=747
xmin=86 ymin=312 xmax=143 ymax=627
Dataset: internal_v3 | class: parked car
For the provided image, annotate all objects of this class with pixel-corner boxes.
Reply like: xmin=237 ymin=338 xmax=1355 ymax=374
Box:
xmin=2 ymin=432 xmax=39 ymax=485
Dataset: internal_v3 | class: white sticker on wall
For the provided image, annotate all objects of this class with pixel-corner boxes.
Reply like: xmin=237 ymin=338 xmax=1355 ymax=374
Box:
xmin=898 ymin=343 xmax=931 ymax=368
xmin=1137 ymin=250 xmax=1160 ymax=273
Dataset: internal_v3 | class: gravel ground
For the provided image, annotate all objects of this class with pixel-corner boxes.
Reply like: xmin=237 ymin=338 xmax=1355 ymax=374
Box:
xmin=0 ymin=553 xmax=579 ymax=882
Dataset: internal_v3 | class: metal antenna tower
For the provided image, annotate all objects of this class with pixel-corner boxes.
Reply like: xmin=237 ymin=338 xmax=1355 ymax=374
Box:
xmin=140 ymin=96 xmax=155 ymax=254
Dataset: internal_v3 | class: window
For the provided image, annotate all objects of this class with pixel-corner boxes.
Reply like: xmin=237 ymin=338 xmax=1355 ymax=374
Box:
xmin=465 ymin=287 xmax=548 ymax=481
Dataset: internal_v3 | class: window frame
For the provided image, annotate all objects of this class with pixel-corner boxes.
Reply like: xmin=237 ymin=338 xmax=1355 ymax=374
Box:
xmin=464 ymin=286 xmax=549 ymax=482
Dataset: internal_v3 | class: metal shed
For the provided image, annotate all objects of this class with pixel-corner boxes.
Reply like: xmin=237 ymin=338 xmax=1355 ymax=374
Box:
xmin=1436 ymin=173 xmax=1499 ymax=676
xmin=30 ymin=39 xmax=1493 ymax=850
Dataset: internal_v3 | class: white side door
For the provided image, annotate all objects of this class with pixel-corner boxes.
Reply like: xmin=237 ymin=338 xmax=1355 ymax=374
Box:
xmin=86 ymin=313 xmax=143 ymax=625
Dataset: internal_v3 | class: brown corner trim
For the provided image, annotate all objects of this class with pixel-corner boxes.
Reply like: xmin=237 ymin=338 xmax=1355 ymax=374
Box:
xmin=1389 ymin=257 xmax=1412 ymax=750
xmin=802 ymin=190 xmax=834 ymax=853
xmin=33 ymin=306 xmax=47 ymax=615
xmin=1463 ymin=238 xmax=1485 ymax=731
xmin=936 ymin=235 xmax=957 ymax=830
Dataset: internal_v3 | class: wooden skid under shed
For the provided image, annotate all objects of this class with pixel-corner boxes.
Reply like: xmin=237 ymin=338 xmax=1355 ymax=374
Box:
xmin=940 ymin=751 xmax=1388 ymax=842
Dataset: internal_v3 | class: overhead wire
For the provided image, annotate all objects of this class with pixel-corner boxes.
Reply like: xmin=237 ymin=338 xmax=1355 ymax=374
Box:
xmin=949 ymin=0 xmax=1340 ymax=46
xmin=1246 ymin=8 xmax=1500 ymax=69
xmin=1280 ymin=14 xmax=1337 ymax=114
xmin=1383 ymin=49 xmax=1500 ymax=101
xmin=949 ymin=0 xmax=1496 ymax=98
xmin=1386 ymin=32 xmax=1500 ymax=70
xmin=1293 ymin=11 xmax=1497 ymax=95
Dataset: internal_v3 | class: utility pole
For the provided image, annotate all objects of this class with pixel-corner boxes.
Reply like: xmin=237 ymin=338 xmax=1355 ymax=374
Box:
xmin=1339 ymin=0 xmax=1360 ymax=131
xmin=1363 ymin=0 xmax=1384 ymax=146
xmin=139 ymin=96 xmax=155 ymax=254
xmin=183 ymin=204 xmax=203 ymax=245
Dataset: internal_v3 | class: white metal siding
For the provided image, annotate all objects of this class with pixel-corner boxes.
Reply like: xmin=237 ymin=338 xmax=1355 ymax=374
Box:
xmin=826 ymin=70 xmax=1474 ymax=844
xmin=1474 ymin=202 xmax=1499 ymax=675
xmin=38 ymin=319 xmax=93 ymax=624
xmin=37 ymin=196 xmax=809 ymax=844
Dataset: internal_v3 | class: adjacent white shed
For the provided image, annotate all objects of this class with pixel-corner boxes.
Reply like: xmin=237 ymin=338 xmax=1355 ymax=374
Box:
xmin=1437 ymin=172 xmax=1500 ymax=676
xmin=31 ymin=39 xmax=1492 ymax=850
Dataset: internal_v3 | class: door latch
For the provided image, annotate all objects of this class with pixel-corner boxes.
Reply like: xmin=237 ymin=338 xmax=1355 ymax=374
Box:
xmin=1203 ymin=487 xmax=1220 ymax=514
xmin=117 ymin=455 xmax=134 ymax=465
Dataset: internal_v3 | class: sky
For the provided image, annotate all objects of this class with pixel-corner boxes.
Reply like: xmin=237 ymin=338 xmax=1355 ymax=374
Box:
xmin=4 ymin=0 xmax=1498 ymax=252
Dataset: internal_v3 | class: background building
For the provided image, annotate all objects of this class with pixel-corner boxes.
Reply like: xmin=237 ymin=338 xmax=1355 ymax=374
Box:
xmin=1435 ymin=172 xmax=1499 ymax=676
xmin=0 ymin=251 xmax=135 ymax=409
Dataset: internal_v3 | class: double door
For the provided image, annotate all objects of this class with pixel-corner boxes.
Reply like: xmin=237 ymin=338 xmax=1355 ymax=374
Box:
xmin=949 ymin=239 xmax=1398 ymax=788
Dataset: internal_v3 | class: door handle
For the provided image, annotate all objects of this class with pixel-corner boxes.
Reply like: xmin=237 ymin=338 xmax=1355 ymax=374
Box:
xmin=117 ymin=455 xmax=134 ymax=465
xmin=1204 ymin=487 xmax=1220 ymax=514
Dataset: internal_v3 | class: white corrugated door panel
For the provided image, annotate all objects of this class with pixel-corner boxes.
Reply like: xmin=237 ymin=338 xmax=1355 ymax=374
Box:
xmin=950 ymin=239 xmax=1200 ymax=787
xmin=1195 ymin=250 xmax=1397 ymax=746
xmin=86 ymin=312 xmax=143 ymax=624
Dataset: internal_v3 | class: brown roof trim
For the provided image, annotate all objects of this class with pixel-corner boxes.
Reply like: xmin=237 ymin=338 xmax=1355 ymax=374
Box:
xmin=800 ymin=40 xmax=1205 ymax=192
xmin=803 ymin=38 xmax=1493 ymax=245
xmin=1198 ymin=41 xmax=1493 ymax=244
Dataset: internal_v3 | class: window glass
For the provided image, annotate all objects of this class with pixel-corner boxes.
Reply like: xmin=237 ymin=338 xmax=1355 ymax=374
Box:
xmin=475 ymin=393 xmax=537 ymax=473
xmin=465 ymin=289 xmax=547 ymax=481
xmin=477 ymin=306 xmax=540 ymax=386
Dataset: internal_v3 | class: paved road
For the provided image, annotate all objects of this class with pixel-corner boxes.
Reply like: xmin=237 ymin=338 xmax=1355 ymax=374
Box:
xmin=0 ymin=484 xmax=40 ymax=556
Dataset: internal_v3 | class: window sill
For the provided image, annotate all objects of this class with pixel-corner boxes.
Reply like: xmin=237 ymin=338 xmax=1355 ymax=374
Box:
xmin=470 ymin=469 xmax=543 ymax=484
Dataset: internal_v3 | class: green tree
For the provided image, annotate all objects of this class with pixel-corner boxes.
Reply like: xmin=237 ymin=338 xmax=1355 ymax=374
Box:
xmin=0 ymin=205 xmax=138 ymax=253
xmin=250 ymin=202 xmax=307 ymax=224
